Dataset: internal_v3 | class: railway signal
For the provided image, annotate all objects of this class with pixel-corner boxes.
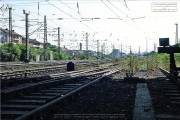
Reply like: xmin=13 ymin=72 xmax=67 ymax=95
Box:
xmin=158 ymin=37 xmax=180 ymax=81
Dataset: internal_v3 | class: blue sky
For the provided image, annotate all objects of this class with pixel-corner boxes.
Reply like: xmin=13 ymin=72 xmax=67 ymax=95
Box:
xmin=0 ymin=0 xmax=179 ymax=54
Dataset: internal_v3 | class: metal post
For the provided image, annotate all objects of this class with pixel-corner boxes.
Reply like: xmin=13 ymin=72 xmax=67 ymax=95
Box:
xmin=44 ymin=15 xmax=47 ymax=61
xmin=113 ymin=44 xmax=115 ymax=58
xmin=103 ymin=42 xmax=105 ymax=57
xmin=97 ymin=40 xmax=99 ymax=59
xmin=121 ymin=43 xmax=123 ymax=58
xmin=146 ymin=38 xmax=148 ymax=70
xmin=37 ymin=2 xmax=39 ymax=21
xmin=175 ymin=23 xmax=178 ymax=44
xmin=129 ymin=46 xmax=132 ymax=74
xmin=138 ymin=46 xmax=140 ymax=64
xmin=170 ymin=53 xmax=175 ymax=75
xmin=86 ymin=32 xmax=88 ymax=60
xmin=101 ymin=45 xmax=103 ymax=59
xmin=25 ymin=13 xmax=29 ymax=62
xmin=9 ymin=7 xmax=12 ymax=61
xmin=139 ymin=46 xmax=140 ymax=57
xmin=23 ymin=10 xmax=30 ymax=62
xmin=58 ymin=27 xmax=60 ymax=60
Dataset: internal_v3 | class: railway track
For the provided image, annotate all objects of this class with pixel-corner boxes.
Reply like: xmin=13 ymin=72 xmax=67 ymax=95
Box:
xmin=0 ymin=60 xmax=113 ymax=80
xmin=1 ymin=65 xmax=120 ymax=120
xmin=1 ymin=67 xmax=108 ymax=92
xmin=1 ymin=63 xmax=114 ymax=89
xmin=0 ymin=61 xmax=62 ymax=71
xmin=147 ymin=69 xmax=180 ymax=119
xmin=158 ymin=68 xmax=180 ymax=107
xmin=0 ymin=65 xmax=66 ymax=80
xmin=0 ymin=60 xmax=112 ymax=71
xmin=2 ymin=65 xmax=180 ymax=120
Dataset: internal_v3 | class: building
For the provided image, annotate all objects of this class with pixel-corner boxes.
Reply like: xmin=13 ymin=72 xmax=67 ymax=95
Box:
xmin=60 ymin=46 xmax=97 ymax=58
xmin=110 ymin=49 xmax=126 ymax=58
xmin=0 ymin=28 xmax=22 ymax=44
xmin=60 ymin=46 xmax=69 ymax=54
xmin=22 ymin=37 xmax=43 ymax=49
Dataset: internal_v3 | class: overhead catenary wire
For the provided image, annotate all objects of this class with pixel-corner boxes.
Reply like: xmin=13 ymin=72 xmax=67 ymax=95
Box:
xmin=101 ymin=0 xmax=122 ymax=20
xmin=45 ymin=0 xmax=95 ymax=32
xmin=57 ymin=0 xmax=114 ymax=40
xmin=0 ymin=0 xmax=76 ymax=34
xmin=101 ymin=0 xmax=140 ymax=31
xmin=106 ymin=0 xmax=150 ymax=37
xmin=1 ymin=2 xmax=87 ymax=49
xmin=1 ymin=0 xmax=160 ymax=52
xmin=46 ymin=0 xmax=113 ymax=41
xmin=0 ymin=0 xmax=125 ymax=41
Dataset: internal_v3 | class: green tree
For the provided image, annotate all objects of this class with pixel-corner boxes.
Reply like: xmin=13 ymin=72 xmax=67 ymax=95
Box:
xmin=17 ymin=44 xmax=26 ymax=61
xmin=11 ymin=43 xmax=21 ymax=61
xmin=0 ymin=43 xmax=10 ymax=61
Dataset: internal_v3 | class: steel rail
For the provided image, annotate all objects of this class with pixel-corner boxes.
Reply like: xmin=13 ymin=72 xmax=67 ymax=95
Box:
xmin=14 ymin=68 xmax=120 ymax=120
xmin=1 ymin=67 xmax=110 ymax=94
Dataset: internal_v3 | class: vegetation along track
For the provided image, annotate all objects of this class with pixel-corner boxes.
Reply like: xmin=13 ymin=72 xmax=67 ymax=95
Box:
xmin=1 ymin=65 xmax=120 ymax=120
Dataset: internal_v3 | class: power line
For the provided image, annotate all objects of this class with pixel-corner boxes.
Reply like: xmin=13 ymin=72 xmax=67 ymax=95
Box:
xmin=59 ymin=0 xmax=80 ymax=15
xmin=101 ymin=0 xmax=139 ymax=31
xmin=57 ymin=0 xmax=118 ymax=40
xmin=101 ymin=0 xmax=122 ymax=20
xmin=1 ymin=1 xmax=77 ymax=38
xmin=45 ymin=0 xmax=117 ymax=47
xmin=1 ymin=0 xmax=107 ymax=42
xmin=46 ymin=0 xmax=95 ymax=32
xmin=107 ymin=0 xmax=129 ymax=19
xmin=106 ymin=0 xmax=148 ymax=36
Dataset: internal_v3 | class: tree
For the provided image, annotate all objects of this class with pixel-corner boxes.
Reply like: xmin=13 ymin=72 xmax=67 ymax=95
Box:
xmin=11 ymin=43 xmax=21 ymax=61
xmin=17 ymin=44 xmax=26 ymax=61
xmin=0 ymin=43 xmax=10 ymax=61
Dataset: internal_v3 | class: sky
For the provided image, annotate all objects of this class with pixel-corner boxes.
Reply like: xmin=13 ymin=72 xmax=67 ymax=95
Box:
xmin=0 ymin=0 xmax=180 ymax=54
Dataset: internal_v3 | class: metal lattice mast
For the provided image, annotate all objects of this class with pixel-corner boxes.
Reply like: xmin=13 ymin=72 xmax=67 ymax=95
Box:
xmin=44 ymin=15 xmax=47 ymax=61
xmin=175 ymin=23 xmax=178 ymax=44
xmin=86 ymin=32 xmax=88 ymax=59
xmin=23 ymin=10 xmax=30 ymax=62
xmin=97 ymin=40 xmax=99 ymax=59
xmin=58 ymin=27 xmax=60 ymax=60
xmin=9 ymin=7 xmax=12 ymax=61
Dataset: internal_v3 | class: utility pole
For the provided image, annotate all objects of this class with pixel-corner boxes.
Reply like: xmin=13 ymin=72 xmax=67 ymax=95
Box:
xmin=113 ymin=44 xmax=115 ymax=58
xmin=9 ymin=7 xmax=12 ymax=61
xmin=101 ymin=45 xmax=103 ymax=59
xmin=139 ymin=46 xmax=140 ymax=58
xmin=97 ymin=40 xmax=99 ymax=59
xmin=154 ymin=43 xmax=156 ymax=52
xmin=146 ymin=38 xmax=148 ymax=70
xmin=129 ymin=46 xmax=132 ymax=74
xmin=146 ymin=38 xmax=149 ymax=70
xmin=86 ymin=32 xmax=88 ymax=60
xmin=23 ymin=10 xmax=30 ymax=62
xmin=175 ymin=23 xmax=178 ymax=44
xmin=38 ymin=2 xmax=39 ymax=18
xmin=103 ymin=43 xmax=105 ymax=56
xmin=44 ymin=15 xmax=47 ymax=61
xmin=58 ymin=27 xmax=60 ymax=60
xmin=121 ymin=43 xmax=123 ymax=58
